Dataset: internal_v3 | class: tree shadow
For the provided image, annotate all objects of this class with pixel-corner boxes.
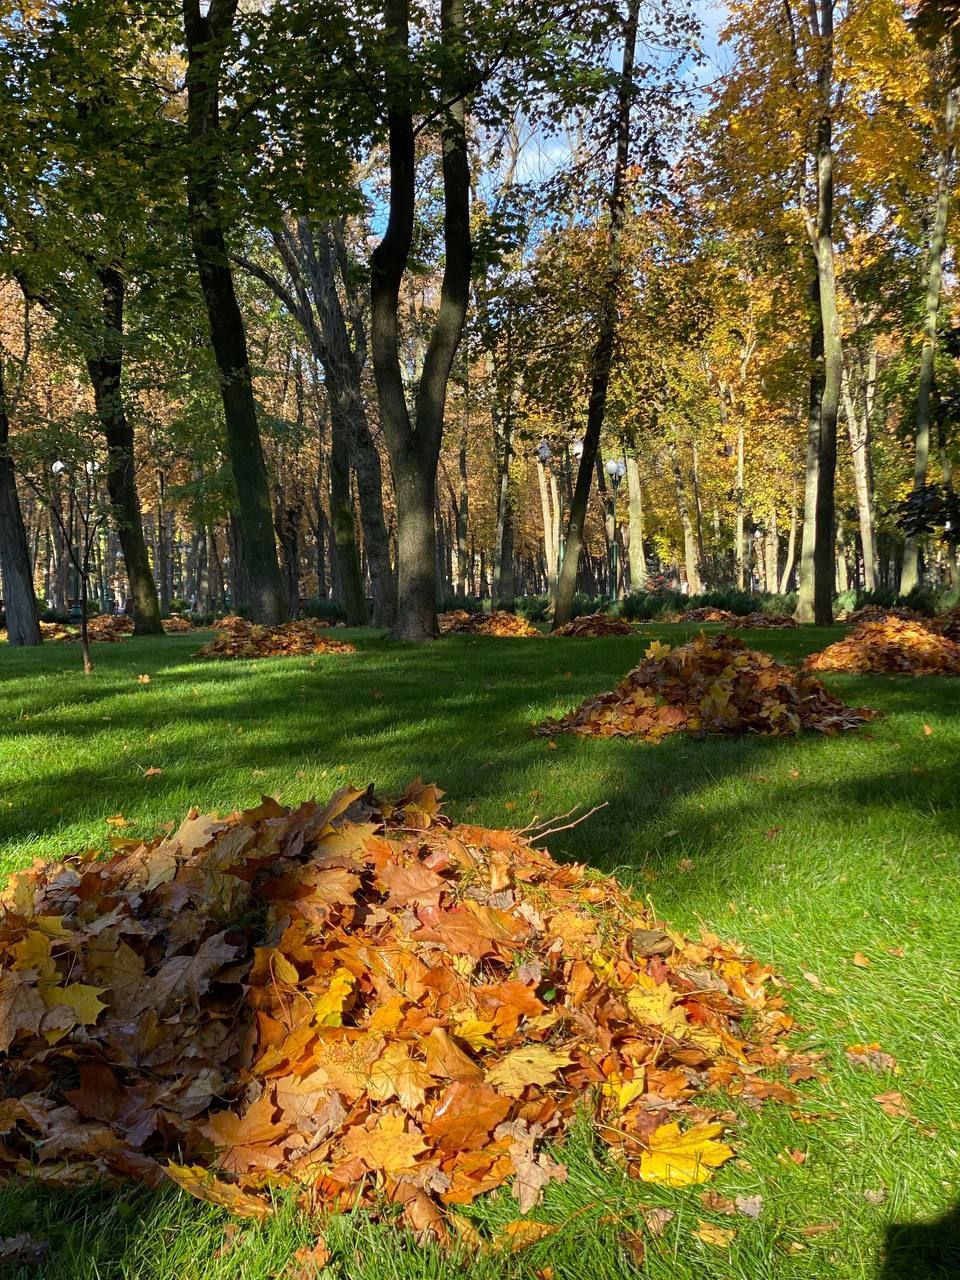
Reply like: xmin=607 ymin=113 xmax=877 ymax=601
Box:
xmin=879 ymin=1200 xmax=960 ymax=1279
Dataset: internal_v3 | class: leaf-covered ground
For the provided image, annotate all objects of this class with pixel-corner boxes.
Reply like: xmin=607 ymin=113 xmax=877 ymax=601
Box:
xmin=0 ymin=623 xmax=958 ymax=1280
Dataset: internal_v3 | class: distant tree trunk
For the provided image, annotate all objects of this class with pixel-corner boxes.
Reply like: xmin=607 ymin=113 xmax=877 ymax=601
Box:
xmin=369 ymin=0 xmax=471 ymax=641
xmin=0 ymin=360 xmax=41 ymax=645
xmin=796 ymin=278 xmax=825 ymax=622
xmin=842 ymin=353 xmax=878 ymax=591
xmin=553 ymin=0 xmax=640 ymax=628
xmin=625 ymin=454 xmax=646 ymax=590
xmin=327 ymin=413 xmax=367 ymax=624
xmin=735 ymin=422 xmax=746 ymax=589
xmin=780 ymin=484 xmax=798 ymax=592
xmin=902 ymin=83 xmax=957 ymax=595
xmin=85 ymin=266 xmax=163 ymax=636
xmin=668 ymin=437 xmax=701 ymax=593
xmin=764 ymin=506 xmax=778 ymax=592
xmin=492 ymin=409 xmax=514 ymax=608
xmin=181 ymin=0 xmax=286 ymax=624
xmin=536 ymin=458 xmax=558 ymax=598
xmin=155 ymin=471 xmax=171 ymax=613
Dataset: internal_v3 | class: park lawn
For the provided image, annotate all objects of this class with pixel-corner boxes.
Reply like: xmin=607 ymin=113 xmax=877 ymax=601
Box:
xmin=0 ymin=623 xmax=958 ymax=1280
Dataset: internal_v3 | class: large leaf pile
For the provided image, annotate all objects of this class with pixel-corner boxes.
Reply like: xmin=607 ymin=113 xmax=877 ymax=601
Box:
xmin=724 ymin=613 xmax=798 ymax=630
xmin=804 ymin=615 xmax=960 ymax=675
xmin=551 ymin=613 xmax=635 ymax=637
xmin=677 ymin=608 xmax=737 ymax=624
xmin=837 ymin=605 xmax=925 ymax=626
xmin=0 ymin=782 xmax=815 ymax=1239
xmin=536 ymin=634 xmax=873 ymax=740
xmin=161 ymin=616 xmax=196 ymax=634
xmin=935 ymin=605 xmax=960 ymax=644
xmin=438 ymin=611 xmax=541 ymax=637
xmin=195 ymin=618 xmax=356 ymax=660
xmin=65 ymin=615 xmax=134 ymax=643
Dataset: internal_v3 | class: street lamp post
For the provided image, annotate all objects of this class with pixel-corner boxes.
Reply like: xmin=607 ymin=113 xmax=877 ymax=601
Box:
xmin=605 ymin=459 xmax=626 ymax=602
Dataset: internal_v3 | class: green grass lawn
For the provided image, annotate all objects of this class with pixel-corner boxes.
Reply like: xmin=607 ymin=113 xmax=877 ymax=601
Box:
xmin=0 ymin=623 xmax=958 ymax=1279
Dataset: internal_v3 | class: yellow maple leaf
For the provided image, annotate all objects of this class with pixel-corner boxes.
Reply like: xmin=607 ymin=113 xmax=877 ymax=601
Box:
xmin=694 ymin=1219 xmax=736 ymax=1246
xmin=368 ymin=1043 xmax=434 ymax=1111
xmin=164 ymin=1164 xmax=271 ymax=1221
xmin=40 ymin=982 xmax=106 ymax=1025
xmin=11 ymin=931 xmax=56 ymax=982
xmin=645 ymin=640 xmax=672 ymax=661
xmin=486 ymin=1044 xmax=572 ymax=1096
xmin=313 ymin=968 xmax=355 ymax=1027
xmin=343 ymin=1111 xmax=427 ymax=1173
xmin=639 ymin=1122 xmax=734 ymax=1187
xmin=452 ymin=1016 xmax=496 ymax=1050
xmin=625 ymin=976 xmax=688 ymax=1035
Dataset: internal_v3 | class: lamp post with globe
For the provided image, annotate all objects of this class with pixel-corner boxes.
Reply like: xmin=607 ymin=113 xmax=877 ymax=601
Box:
xmin=604 ymin=459 xmax=626 ymax=601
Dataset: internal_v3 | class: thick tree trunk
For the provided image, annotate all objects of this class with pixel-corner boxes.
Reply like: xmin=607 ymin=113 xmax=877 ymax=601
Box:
xmin=181 ymin=0 xmax=286 ymax=624
xmin=328 ymin=411 xmax=367 ymax=624
xmin=625 ymin=454 xmax=646 ymax=590
xmin=0 ymin=361 xmax=41 ymax=645
xmin=85 ymin=266 xmax=162 ymax=635
xmin=553 ymin=0 xmax=640 ymax=628
xmin=902 ymin=84 xmax=957 ymax=595
xmin=369 ymin=0 xmax=471 ymax=641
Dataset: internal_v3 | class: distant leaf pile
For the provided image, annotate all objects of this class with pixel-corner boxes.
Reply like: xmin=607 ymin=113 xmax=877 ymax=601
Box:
xmin=804 ymin=615 xmax=960 ymax=675
xmin=724 ymin=613 xmax=798 ymax=630
xmin=935 ymin=606 xmax=960 ymax=644
xmin=65 ymin=615 xmax=134 ymax=643
xmin=551 ymin=613 xmax=635 ymax=637
xmin=536 ymin=634 xmax=874 ymax=741
xmin=161 ymin=616 xmax=196 ymax=634
xmin=195 ymin=617 xmax=356 ymax=660
xmin=0 ymin=782 xmax=816 ymax=1241
xmin=677 ymin=608 xmax=737 ymax=624
xmin=837 ymin=605 xmax=925 ymax=626
xmin=438 ymin=611 xmax=541 ymax=637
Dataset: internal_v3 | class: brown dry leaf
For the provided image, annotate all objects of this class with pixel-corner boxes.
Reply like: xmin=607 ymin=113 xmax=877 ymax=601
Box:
xmin=873 ymin=1090 xmax=911 ymax=1118
xmin=845 ymin=1043 xmax=899 ymax=1075
xmin=143 ymin=767 xmax=163 ymax=778
xmin=621 ymin=1228 xmax=645 ymax=1265
xmin=798 ymin=1222 xmax=838 ymax=1237
xmin=701 ymin=1190 xmax=736 ymax=1214
xmin=165 ymin=1165 xmax=272 ymax=1221
xmin=287 ymin=1238 xmax=331 ymax=1278
xmin=0 ymin=1234 xmax=49 ymax=1265
xmin=735 ymin=1194 xmax=763 ymax=1218
xmin=693 ymin=1220 xmax=736 ymax=1247
xmin=137 ymin=674 xmax=151 ymax=685
xmin=852 ymin=952 xmax=871 ymax=968
xmin=495 ymin=1221 xmax=558 ymax=1253
xmin=641 ymin=1206 xmax=675 ymax=1235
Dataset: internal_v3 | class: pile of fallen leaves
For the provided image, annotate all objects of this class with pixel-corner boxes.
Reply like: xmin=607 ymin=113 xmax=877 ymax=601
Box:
xmin=677 ymin=608 xmax=737 ymax=624
xmin=65 ymin=615 xmax=134 ymax=643
xmin=552 ymin=613 xmax=635 ymax=638
xmin=724 ymin=613 xmax=798 ymax=630
xmin=1 ymin=620 xmax=74 ymax=643
xmin=537 ymin=634 xmax=874 ymax=741
xmin=161 ymin=616 xmax=196 ymax=634
xmin=934 ymin=605 xmax=960 ymax=644
xmin=195 ymin=617 xmax=356 ymax=660
xmin=0 ymin=781 xmax=821 ymax=1246
xmin=438 ymin=611 xmax=541 ymax=638
xmin=836 ymin=605 xmax=924 ymax=626
xmin=804 ymin=614 xmax=960 ymax=675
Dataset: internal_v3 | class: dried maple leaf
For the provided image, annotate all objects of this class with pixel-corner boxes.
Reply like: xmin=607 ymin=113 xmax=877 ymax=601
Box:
xmin=164 ymin=1165 xmax=272 ymax=1220
xmin=845 ymin=1043 xmax=899 ymax=1074
xmin=343 ymin=1112 xmax=428 ymax=1173
xmin=873 ymin=1090 xmax=911 ymax=1118
xmin=486 ymin=1045 xmax=572 ymax=1096
xmin=693 ymin=1220 xmax=736 ymax=1246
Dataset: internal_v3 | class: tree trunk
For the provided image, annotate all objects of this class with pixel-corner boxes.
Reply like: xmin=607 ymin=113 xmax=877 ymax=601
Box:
xmin=625 ymin=453 xmax=646 ymax=590
xmin=0 ymin=360 xmax=41 ymax=645
xmin=181 ymin=0 xmax=286 ymax=624
xmin=369 ymin=0 xmax=471 ymax=641
xmin=780 ymin=485 xmax=798 ymax=593
xmin=735 ymin=422 xmax=746 ymax=589
xmin=811 ymin=1 xmax=841 ymax=625
xmin=553 ymin=0 xmax=640 ymax=628
xmin=842 ymin=354 xmax=878 ymax=591
xmin=328 ymin=411 xmax=367 ymax=624
xmin=796 ymin=278 xmax=824 ymax=622
xmin=764 ymin=506 xmax=778 ymax=593
xmin=536 ymin=458 xmax=558 ymax=598
xmin=668 ymin=438 xmax=701 ymax=593
xmin=85 ymin=266 xmax=163 ymax=635
xmin=902 ymin=83 xmax=957 ymax=594
xmin=492 ymin=409 xmax=514 ymax=608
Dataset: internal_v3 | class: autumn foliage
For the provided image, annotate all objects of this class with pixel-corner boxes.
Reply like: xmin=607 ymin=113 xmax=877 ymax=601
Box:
xmin=0 ymin=781 xmax=819 ymax=1241
xmin=537 ymin=634 xmax=874 ymax=741
xmin=437 ymin=611 xmax=541 ymax=637
xmin=64 ymin=615 xmax=134 ymax=643
xmin=551 ymin=613 xmax=636 ymax=637
xmin=804 ymin=615 xmax=960 ymax=675
xmin=677 ymin=608 xmax=737 ymax=624
xmin=195 ymin=617 xmax=356 ymax=660
xmin=724 ymin=613 xmax=798 ymax=630
xmin=161 ymin=616 xmax=196 ymax=634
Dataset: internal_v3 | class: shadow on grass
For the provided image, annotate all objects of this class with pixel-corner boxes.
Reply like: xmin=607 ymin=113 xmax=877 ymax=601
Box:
xmin=880 ymin=1201 xmax=960 ymax=1279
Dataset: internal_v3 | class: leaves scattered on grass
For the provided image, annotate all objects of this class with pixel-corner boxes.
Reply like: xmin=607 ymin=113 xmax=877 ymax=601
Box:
xmin=194 ymin=617 xmax=356 ymax=660
xmin=0 ymin=781 xmax=819 ymax=1242
xmin=438 ymin=611 xmax=542 ymax=637
xmin=536 ymin=634 xmax=875 ymax=741
xmin=845 ymin=1043 xmax=899 ymax=1075
xmin=805 ymin=615 xmax=960 ymax=675
xmin=551 ymin=614 xmax=636 ymax=637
